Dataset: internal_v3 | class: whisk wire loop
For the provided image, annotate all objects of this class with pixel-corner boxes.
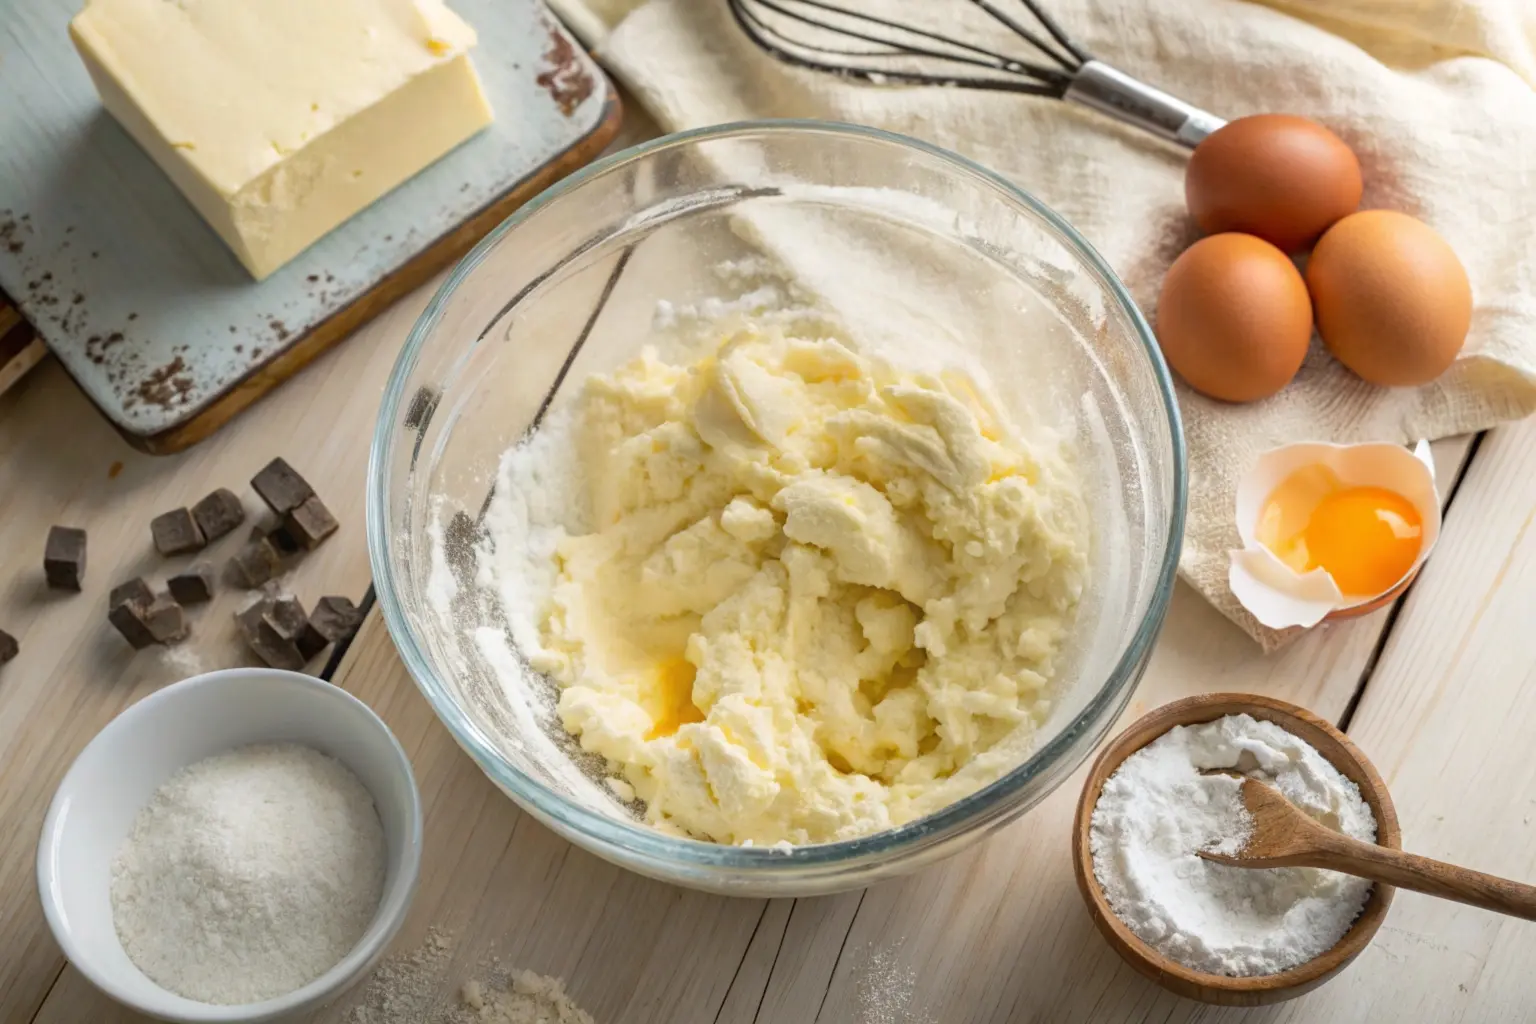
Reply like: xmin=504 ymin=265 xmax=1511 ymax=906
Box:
xmin=726 ymin=0 xmax=1228 ymax=148
xmin=969 ymin=0 xmax=1088 ymax=69
xmin=728 ymin=0 xmax=1083 ymax=95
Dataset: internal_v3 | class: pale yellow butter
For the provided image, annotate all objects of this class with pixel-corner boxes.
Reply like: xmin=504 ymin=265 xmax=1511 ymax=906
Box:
xmin=70 ymin=0 xmax=494 ymax=279
xmin=524 ymin=328 xmax=1090 ymax=846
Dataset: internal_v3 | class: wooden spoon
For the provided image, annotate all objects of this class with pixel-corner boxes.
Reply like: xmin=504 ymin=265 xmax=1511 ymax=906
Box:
xmin=1200 ymin=776 xmax=1536 ymax=921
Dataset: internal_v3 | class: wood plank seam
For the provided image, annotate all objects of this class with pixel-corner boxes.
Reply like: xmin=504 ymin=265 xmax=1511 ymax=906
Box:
xmin=1337 ymin=429 xmax=1487 ymax=732
xmin=26 ymin=962 xmax=67 ymax=1024
xmin=712 ymin=902 xmax=773 ymax=1024
xmin=750 ymin=905 xmax=796 ymax=1024
xmin=812 ymin=891 xmax=867 ymax=1023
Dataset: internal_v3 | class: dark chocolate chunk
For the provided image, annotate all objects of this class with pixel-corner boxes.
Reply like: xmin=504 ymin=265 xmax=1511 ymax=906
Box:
xmin=166 ymin=563 xmax=215 ymax=604
xmin=109 ymin=577 xmax=155 ymax=611
xmin=107 ymin=580 xmax=157 ymax=649
xmin=307 ymin=595 xmax=364 ymax=644
xmin=150 ymin=508 xmax=206 ymax=556
xmin=266 ymin=592 xmax=308 ymax=640
xmin=298 ymin=595 xmax=362 ymax=659
xmin=142 ymin=594 xmax=190 ymax=644
xmin=191 ymin=488 xmax=246 ymax=542
xmin=44 ymin=526 xmax=87 ymax=591
xmin=267 ymin=522 xmax=301 ymax=555
xmin=0 ymin=629 xmax=17 ymax=665
xmin=108 ymin=602 xmax=156 ymax=649
xmin=227 ymin=536 xmax=281 ymax=588
xmin=296 ymin=623 xmax=329 ymax=662
xmin=251 ymin=458 xmax=313 ymax=515
xmin=282 ymin=495 xmax=338 ymax=551
xmin=250 ymin=616 xmax=305 ymax=670
xmin=248 ymin=521 xmax=299 ymax=555
xmin=247 ymin=588 xmax=322 ymax=664
xmin=235 ymin=591 xmax=272 ymax=643
xmin=234 ymin=583 xmax=294 ymax=641
xmin=247 ymin=523 xmax=298 ymax=553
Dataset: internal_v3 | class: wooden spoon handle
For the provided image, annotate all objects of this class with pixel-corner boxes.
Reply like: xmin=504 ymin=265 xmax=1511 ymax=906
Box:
xmin=1316 ymin=832 xmax=1536 ymax=921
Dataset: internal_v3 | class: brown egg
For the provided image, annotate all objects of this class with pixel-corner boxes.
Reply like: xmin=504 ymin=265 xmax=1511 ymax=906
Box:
xmin=1157 ymin=233 xmax=1314 ymax=403
xmin=1186 ymin=115 xmax=1362 ymax=252
xmin=1306 ymin=210 xmax=1472 ymax=387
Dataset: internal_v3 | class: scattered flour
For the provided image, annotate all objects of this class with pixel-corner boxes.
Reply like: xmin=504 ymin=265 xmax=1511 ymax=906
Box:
xmin=344 ymin=930 xmax=594 ymax=1024
xmin=346 ymin=928 xmax=457 ymax=1024
xmin=1089 ymin=714 xmax=1376 ymax=977
xmin=856 ymin=945 xmax=929 ymax=1024
xmin=456 ymin=972 xmax=594 ymax=1024
xmin=155 ymin=642 xmax=207 ymax=678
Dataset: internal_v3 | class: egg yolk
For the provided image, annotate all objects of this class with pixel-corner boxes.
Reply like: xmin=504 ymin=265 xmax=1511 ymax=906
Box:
xmin=644 ymin=656 xmax=704 ymax=740
xmin=1257 ymin=468 xmax=1423 ymax=597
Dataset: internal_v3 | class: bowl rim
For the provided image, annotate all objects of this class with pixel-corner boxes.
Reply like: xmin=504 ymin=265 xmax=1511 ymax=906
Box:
xmin=36 ymin=668 xmax=423 ymax=1023
xmin=367 ymin=118 xmax=1189 ymax=873
xmin=1071 ymin=692 xmax=1401 ymax=1006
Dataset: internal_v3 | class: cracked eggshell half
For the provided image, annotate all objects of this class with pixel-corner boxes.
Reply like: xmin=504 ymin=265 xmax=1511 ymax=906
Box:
xmin=1229 ymin=440 xmax=1440 ymax=630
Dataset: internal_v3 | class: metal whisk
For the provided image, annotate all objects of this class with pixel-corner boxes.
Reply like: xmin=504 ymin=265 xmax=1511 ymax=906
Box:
xmin=726 ymin=0 xmax=1225 ymax=148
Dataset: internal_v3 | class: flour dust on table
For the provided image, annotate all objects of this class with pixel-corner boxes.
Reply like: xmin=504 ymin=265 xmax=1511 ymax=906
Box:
xmin=1089 ymin=714 xmax=1376 ymax=977
xmin=111 ymin=742 xmax=386 ymax=1003
xmin=343 ymin=928 xmax=595 ymax=1024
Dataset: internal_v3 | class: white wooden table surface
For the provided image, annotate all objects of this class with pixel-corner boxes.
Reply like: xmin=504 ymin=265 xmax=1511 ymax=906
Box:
xmin=3 ymin=106 xmax=1534 ymax=1024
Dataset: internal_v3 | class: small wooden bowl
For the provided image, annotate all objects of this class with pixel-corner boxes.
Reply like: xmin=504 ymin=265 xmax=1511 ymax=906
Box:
xmin=1072 ymin=693 xmax=1401 ymax=1006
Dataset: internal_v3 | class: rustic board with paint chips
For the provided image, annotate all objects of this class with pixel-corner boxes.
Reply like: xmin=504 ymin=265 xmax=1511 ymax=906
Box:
xmin=0 ymin=0 xmax=620 ymax=453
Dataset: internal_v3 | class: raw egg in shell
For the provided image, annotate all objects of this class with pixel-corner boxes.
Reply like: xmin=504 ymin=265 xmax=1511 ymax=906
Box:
xmin=1229 ymin=441 xmax=1441 ymax=629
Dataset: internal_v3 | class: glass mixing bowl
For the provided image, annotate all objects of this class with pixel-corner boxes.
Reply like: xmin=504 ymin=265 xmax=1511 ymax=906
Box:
xmin=368 ymin=121 xmax=1186 ymax=896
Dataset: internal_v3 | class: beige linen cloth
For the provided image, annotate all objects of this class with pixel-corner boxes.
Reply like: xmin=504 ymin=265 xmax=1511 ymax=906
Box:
xmin=547 ymin=0 xmax=1536 ymax=649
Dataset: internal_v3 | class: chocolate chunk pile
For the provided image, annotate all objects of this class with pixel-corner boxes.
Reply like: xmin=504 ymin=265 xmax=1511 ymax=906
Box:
xmin=237 ymin=586 xmax=363 ymax=670
xmin=106 ymin=576 xmax=192 ymax=648
xmin=227 ymin=459 xmax=338 ymax=588
xmin=76 ymin=457 xmax=353 ymax=662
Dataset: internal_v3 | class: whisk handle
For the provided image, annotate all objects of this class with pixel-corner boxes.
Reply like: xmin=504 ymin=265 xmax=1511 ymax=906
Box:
xmin=1064 ymin=61 xmax=1225 ymax=149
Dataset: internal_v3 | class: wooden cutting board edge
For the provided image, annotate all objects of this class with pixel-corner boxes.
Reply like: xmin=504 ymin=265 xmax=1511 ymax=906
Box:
xmin=0 ymin=301 xmax=47 ymax=396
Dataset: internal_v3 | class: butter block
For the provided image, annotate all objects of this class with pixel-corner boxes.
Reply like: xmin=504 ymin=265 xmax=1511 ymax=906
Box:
xmin=70 ymin=0 xmax=495 ymax=280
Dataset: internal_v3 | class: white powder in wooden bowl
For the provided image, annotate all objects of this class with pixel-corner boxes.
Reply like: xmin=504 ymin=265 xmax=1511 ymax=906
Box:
xmin=111 ymin=742 xmax=386 ymax=1004
xmin=1089 ymin=714 xmax=1376 ymax=977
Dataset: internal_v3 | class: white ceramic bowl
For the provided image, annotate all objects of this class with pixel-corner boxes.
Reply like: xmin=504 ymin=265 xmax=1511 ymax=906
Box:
xmin=37 ymin=668 xmax=423 ymax=1023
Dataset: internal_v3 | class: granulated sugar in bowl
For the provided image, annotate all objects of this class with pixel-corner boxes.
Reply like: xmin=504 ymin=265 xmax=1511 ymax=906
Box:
xmin=111 ymin=742 xmax=386 ymax=1004
xmin=38 ymin=668 xmax=422 ymax=1022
